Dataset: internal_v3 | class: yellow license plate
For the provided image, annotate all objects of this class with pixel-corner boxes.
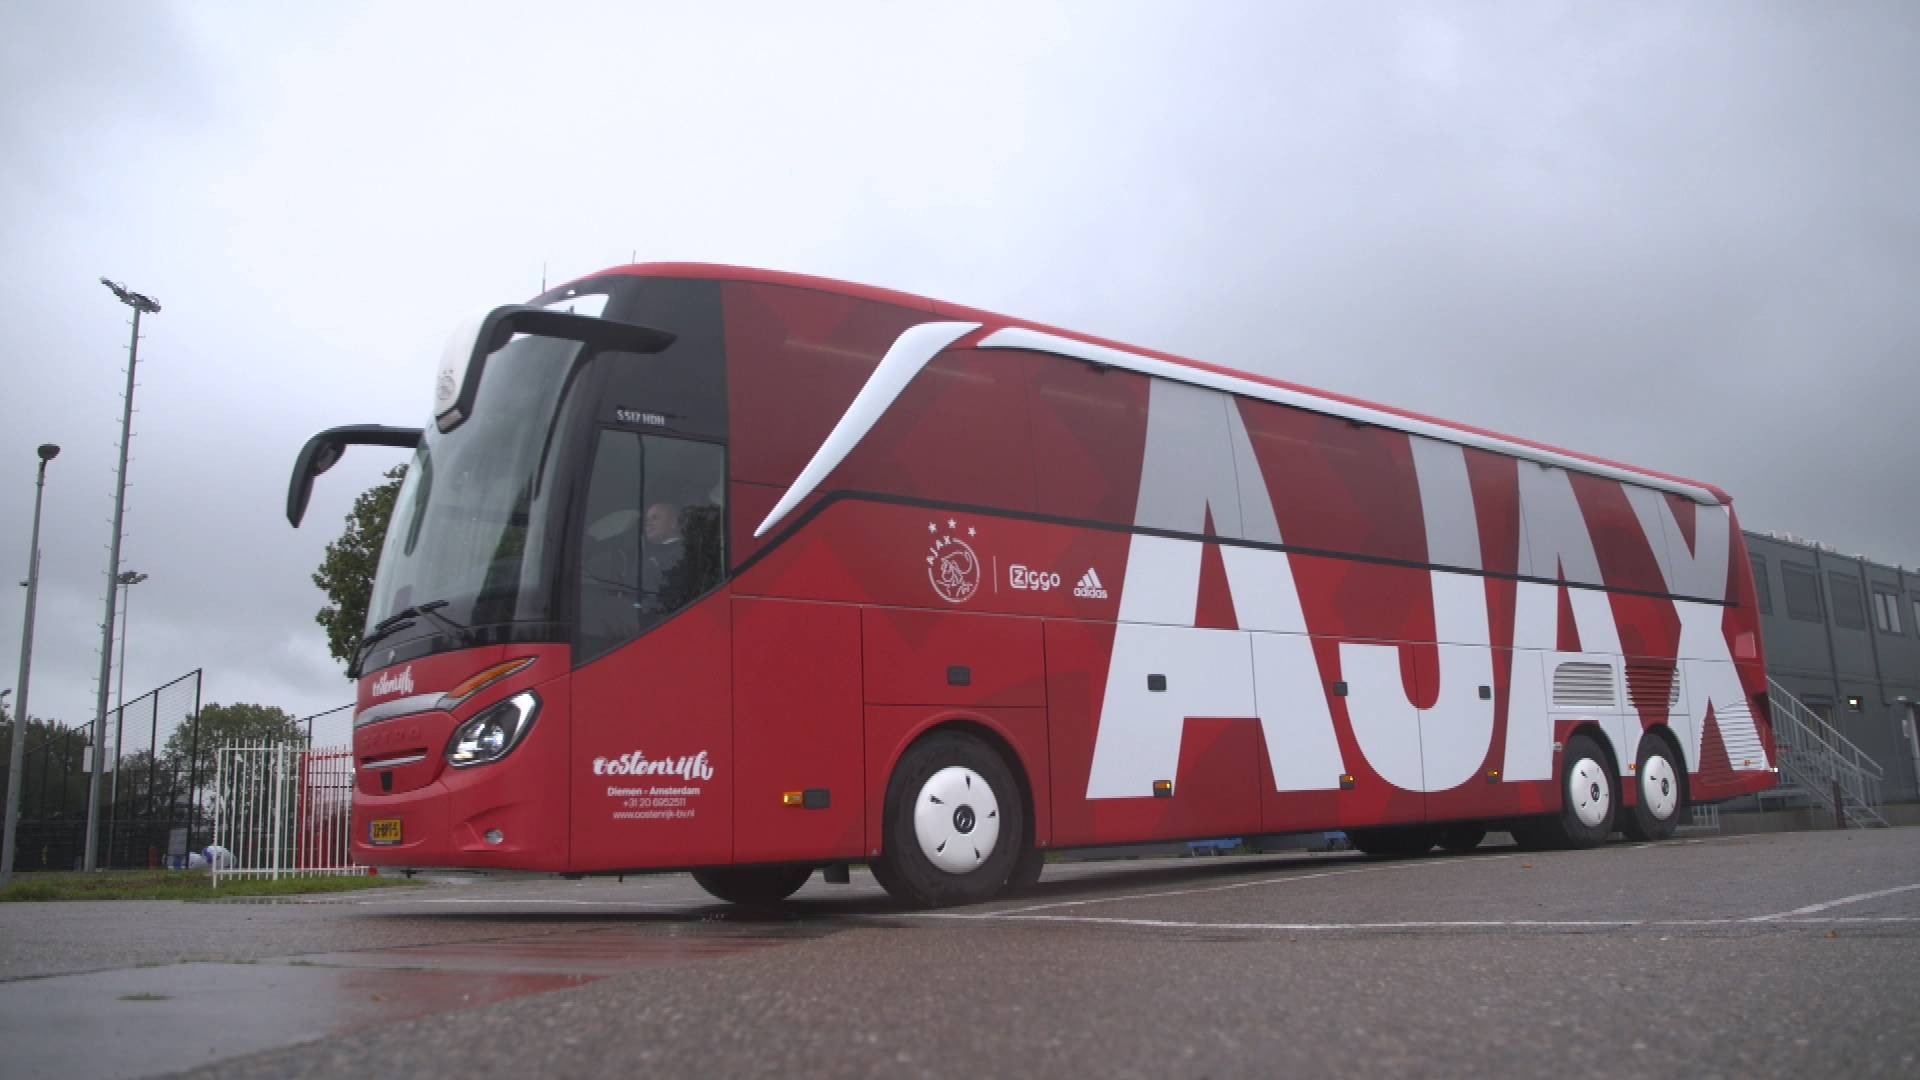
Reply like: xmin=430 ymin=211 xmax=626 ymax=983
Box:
xmin=369 ymin=818 xmax=402 ymax=845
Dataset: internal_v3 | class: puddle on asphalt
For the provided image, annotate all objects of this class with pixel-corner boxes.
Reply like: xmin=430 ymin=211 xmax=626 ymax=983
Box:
xmin=1 ymin=918 xmax=852 ymax=1080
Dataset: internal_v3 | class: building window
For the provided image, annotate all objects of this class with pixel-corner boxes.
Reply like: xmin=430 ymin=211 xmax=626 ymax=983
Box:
xmin=1750 ymin=554 xmax=1771 ymax=616
xmin=1829 ymin=571 xmax=1867 ymax=630
xmin=1781 ymin=562 xmax=1823 ymax=623
xmin=1873 ymin=591 xmax=1904 ymax=635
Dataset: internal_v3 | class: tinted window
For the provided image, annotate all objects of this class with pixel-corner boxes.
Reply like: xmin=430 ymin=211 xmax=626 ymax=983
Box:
xmin=1829 ymin=571 xmax=1867 ymax=630
xmin=1781 ymin=562 xmax=1823 ymax=623
xmin=1750 ymin=553 xmax=1771 ymax=616
xmin=576 ymin=431 xmax=726 ymax=664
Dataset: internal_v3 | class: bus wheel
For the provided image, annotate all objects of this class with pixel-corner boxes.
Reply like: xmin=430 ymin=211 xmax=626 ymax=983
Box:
xmin=1347 ymin=825 xmax=1439 ymax=857
xmin=1620 ymin=734 xmax=1683 ymax=843
xmin=1436 ymin=824 xmax=1487 ymax=852
xmin=1555 ymin=733 xmax=1617 ymax=848
xmin=691 ymin=864 xmax=813 ymax=905
xmin=877 ymin=732 xmax=1025 ymax=908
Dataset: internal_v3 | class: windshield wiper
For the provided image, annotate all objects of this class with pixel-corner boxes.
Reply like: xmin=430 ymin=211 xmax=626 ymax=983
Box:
xmin=354 ymin=600 xmax=467 ymax=670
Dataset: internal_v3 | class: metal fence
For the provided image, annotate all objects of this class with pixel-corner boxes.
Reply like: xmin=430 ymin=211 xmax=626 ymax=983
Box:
xmin=210 ymin=743 xmax=359 ymax=885
xmin=1 ymin=670 xmax=205 ymax=872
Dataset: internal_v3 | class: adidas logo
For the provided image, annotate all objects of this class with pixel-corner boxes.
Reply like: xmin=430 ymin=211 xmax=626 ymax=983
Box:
xmin=1072 ymin=568 xmax=1109 ymax=599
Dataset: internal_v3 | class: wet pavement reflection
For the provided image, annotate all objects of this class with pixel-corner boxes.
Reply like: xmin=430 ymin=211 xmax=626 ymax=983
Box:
xmin=278 ymin=920 xmax=844 ymax=975
xmin=0 ymin=912 xmax=843 ymax=1080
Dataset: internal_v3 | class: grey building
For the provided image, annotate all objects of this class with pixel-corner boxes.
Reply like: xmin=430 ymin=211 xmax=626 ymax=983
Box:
xmin=1744 ymin=530 xmax=1920 ymax=806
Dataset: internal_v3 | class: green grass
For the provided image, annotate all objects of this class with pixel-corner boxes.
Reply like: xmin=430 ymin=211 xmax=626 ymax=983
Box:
xmin=0 ymin=869 xmax=423 ymax=902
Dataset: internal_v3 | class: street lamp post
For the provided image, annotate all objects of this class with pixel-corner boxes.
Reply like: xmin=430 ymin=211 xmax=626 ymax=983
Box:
xmin=86 ymin=279 xmax=159 ymax=872
xmin=3 ymin=444 xmax=60 ymax=889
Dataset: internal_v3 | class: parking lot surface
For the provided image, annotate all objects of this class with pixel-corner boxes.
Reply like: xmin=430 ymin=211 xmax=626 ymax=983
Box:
xmin=1 ymin=828 xmax=1916 ymax=1078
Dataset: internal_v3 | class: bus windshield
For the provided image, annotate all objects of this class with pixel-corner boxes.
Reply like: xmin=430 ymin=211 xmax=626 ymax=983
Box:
xmin=361 ymin=333 xmax=585 ymax=665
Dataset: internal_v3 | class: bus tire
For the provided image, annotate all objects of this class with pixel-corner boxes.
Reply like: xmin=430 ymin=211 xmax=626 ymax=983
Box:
xmin=1436 ymin=824 xmax=1487 ymax=852
xmin=1620 ymin=733 xmax=1684 ymax=843
xmin=1554 ymin=733 xmax=1617 ymax=849
xmin=1005 ymin=842 xmax=1046 ymax=893
xmin=876 ymin=731 xmax=1025 ymax=908
xmin=1347 ymin=825 xmax=1439 ymax=857
xmin=691 ymin=864 xmax=813 ymax=905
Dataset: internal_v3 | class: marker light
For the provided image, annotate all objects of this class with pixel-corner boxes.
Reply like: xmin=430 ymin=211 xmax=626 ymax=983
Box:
xmin=1152 ymin=780 xmax=1174 ymax=798
xmin=440 ymin=657 xmax=537 ymax=709
xmin=783 ymin=792 xmax=805 ymax=806
xmin=446 ymin=690 xmax=540 ymax=767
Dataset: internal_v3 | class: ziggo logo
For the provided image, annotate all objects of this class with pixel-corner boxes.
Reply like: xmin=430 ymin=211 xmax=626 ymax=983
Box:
xmin=1008 ymin=565 xmax=1061 ymax=592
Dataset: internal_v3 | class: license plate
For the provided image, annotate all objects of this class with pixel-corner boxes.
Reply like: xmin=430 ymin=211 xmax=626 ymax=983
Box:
xmin=369 ymin=818 xmax=402 ymax=845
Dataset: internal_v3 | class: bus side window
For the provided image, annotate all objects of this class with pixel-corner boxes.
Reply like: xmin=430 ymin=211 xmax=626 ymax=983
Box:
xmin=577 ymin=429 xmax=726 ymax=664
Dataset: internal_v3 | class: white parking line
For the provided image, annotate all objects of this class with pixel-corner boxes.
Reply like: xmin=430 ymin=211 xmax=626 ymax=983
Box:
xmin=915 ymin=879 xmax=1920 ymax=934
xmin=916 ymin=911 xmax=1920 ymax=933
xmin=1743 ymin=882 xmax=1920 ymax=922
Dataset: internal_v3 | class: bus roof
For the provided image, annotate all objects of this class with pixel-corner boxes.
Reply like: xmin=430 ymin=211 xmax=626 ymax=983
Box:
xmin=588 ymin=261 xmax=1730 ymax=506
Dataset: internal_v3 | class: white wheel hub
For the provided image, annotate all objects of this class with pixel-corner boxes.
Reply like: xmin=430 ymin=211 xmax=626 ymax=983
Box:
xmin=1640 ymin=753 xmax=1678 ymax=821
xmin=913 ymin=765 xmax=1001 ymax=875
xmin=1567 ymin=756 xmax=1611 ymax=829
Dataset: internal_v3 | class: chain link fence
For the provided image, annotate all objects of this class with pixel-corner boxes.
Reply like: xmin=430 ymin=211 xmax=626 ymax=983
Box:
xmin=1 ymin=670 xmax=206 ymax=872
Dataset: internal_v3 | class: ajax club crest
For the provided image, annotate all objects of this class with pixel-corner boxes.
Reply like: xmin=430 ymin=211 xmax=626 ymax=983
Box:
xmin=927 ymin=519 xmax=981 ymax=604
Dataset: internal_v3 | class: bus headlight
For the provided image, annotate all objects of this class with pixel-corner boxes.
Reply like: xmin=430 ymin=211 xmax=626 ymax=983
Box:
xmin=445 ymin=690 xmax=540 ymax=768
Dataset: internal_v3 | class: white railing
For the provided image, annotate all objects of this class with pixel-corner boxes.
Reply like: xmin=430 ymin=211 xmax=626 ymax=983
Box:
xmin=1766 ymin=680 xmax=1888 ymax=828
xmin=210 ymin=743 xmax=361 ymax=886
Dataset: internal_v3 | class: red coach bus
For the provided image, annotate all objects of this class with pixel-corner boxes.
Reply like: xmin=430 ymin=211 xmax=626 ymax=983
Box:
xmin=287 ymin=263 xmax=1777 ymax=906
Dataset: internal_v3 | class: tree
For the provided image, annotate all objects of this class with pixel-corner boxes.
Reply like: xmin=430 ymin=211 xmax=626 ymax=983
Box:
xmin=0 ymin=709 xmax=92 ymax=820
xmin=162 ymin=702 xmax=304 ymax=782
xmin=313 ymin=464 xmax=406 ymax=669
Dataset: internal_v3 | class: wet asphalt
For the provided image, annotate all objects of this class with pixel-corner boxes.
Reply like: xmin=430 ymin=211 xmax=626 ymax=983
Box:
xmin=1 ymin=827 xmax=1915 ymax=1079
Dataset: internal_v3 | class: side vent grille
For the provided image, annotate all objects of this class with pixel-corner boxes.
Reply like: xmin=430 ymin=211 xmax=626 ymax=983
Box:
xmin=1553 ymin=662 xmax=1616 ymax=709
xmin=1624 ymin=662 xmax=1681 ymax=710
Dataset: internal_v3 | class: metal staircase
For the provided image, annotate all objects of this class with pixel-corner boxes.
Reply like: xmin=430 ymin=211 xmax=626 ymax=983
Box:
xmin=1764 ymin=679 xmax=1890 ymax=829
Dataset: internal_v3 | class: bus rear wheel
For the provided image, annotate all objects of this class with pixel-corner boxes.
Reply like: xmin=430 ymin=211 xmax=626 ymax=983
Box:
xmin=876 ymin=731 xmax=1025 ymax=908
xmin=1620 ymin=733 xmax=1684 ymax=843
xmin=691 ymin=864 xmax=813 ymax=905
xmin=1552 ymin=733 xmax=1617 ymax=849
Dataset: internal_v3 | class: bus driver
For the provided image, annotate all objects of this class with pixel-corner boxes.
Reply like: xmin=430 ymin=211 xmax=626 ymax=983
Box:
xmin=640 ymin=501 xmax=683 ymax=610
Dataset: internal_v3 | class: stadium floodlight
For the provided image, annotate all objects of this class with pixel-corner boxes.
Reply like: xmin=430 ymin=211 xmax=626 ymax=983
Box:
xmin=85 ymin=279 xmax=160 ymax=871
xmin=99 ymin=278 xmax=160 ymax=314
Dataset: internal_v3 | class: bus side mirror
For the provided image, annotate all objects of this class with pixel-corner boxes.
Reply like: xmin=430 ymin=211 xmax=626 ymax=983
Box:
xmin=286 ymin=424 xmax=424 ymax=527
xmin=434 ymin=306 xmax=676 ymax=434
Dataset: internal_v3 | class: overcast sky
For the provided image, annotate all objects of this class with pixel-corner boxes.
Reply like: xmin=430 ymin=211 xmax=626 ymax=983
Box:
xmin=2 ymin=2 xmax=1915 ymax=747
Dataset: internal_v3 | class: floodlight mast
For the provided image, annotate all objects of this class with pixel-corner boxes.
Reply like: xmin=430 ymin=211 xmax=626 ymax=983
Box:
xmin=2 ymin=443 xmax=59 ymax=889
xmin=84 ymin=279 xmax=159 ymax=871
